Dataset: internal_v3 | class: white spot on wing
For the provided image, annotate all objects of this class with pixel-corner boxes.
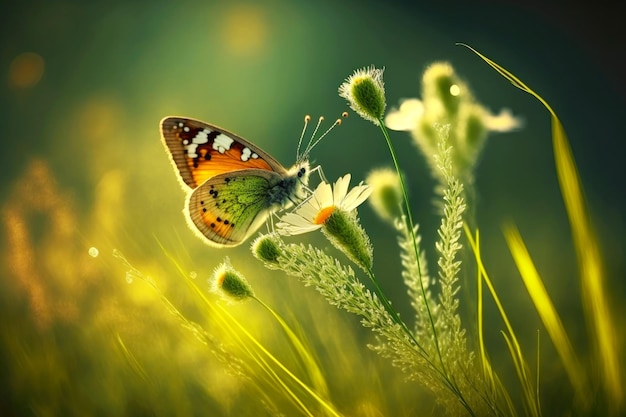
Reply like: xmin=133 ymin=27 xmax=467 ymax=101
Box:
xmin=187 ymin=144 xmax=199 ymax=158
xmin=183 ymin=128 xmax=212 ymax=157
xmin=193 ymin=129 xmax=211 ymax=144
xmin=213 ymin=134 xmax=234 ymax=154
xmin=241 ymin=147 xmax=251 ymax=161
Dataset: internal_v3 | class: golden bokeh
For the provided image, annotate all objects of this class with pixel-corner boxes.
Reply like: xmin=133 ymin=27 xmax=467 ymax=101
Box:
xmin=1 ymin=2 xmax=623 ymax=416
xmin=76 ymin=96 xmax=124 ymax=142
xmin=220 ymin=5 xmax=268 ymax=56
xmin=8 ymin=52 xmax=45 ymax=89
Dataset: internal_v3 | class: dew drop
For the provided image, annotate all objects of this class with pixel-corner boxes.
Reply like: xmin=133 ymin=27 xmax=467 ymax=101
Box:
xmin=189 ymin=271 xmax=197 ymax=280
xmin=449 ymin=84 xmax=460 ymax=96
xmin=125 ymin=271 xmax=134 ymax=284
xmin=88 ymin=247 xmax=99 ymax=258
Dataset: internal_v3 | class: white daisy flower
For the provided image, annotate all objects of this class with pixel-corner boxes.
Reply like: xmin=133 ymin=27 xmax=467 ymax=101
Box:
xmin=277 ymin=174 xmax=372 ymax=236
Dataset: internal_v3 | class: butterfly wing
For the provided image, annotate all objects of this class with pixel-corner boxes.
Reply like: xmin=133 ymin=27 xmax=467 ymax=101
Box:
xmin=161 ymin=116 xmax=289 ymax=189
xmin=185 ymin=169 xmax=285 ymax=247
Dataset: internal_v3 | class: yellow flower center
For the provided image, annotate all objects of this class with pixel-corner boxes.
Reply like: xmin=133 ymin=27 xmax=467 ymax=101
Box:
xmin=314 ymin=206 xmax=335 ymax=225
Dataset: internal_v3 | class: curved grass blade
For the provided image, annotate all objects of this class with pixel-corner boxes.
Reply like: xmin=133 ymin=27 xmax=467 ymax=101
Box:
xmin=460 ymin=44 xmax=623 ymax=413
xmin=503 ymin=224 xmax=588 ymax=407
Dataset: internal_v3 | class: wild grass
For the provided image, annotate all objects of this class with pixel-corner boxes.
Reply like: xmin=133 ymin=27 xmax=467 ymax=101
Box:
xmin=11 ymin=48 xmax=626 ymax=417
xmin=462 ymin=44 xmax=623 ymax=414
xmin=113 ymin=247 xmax=341 ymax=417
xmin=108 ymin=49 xmax=623 ymax=416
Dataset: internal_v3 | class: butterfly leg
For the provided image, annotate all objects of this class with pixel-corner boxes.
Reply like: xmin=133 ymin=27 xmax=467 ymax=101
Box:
xmin=262 ymin=213 xmax=273 ymax=234
xmin=309 ymin=164 xmax=328 ymax=183
xmin=267 ymin=211 xmax=289 ymax=234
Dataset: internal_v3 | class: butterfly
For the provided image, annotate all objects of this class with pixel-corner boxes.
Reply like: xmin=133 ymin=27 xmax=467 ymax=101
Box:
xmin=160 ymin=116 xmax=311 ymax=247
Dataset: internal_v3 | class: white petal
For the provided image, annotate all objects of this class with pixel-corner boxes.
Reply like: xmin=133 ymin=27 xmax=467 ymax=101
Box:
xmin=313 ymin=181 xmax=333 ymax=207
xmin=295 ymin=203 xmax=320 ymax=221
xmin=278 ymin=213 xmax=312 ymax=227
xmin=341 ymin=184 xmax=372 ymax=211
xmin=333 ymin=174 xmax=351 ymax=206
xmin=277 ymin=223 xmax=322 ymax=235
xmin=384 ymin=98 xmax=423 ymax=131
xmin=484 ymin=108 xmax=523 ymax=132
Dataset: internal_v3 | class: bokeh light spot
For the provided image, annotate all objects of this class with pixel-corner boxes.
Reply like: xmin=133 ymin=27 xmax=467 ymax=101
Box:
xmin=77 ymin=97 xmax=123 ymax=142
xmin=88 ymin=247 xmax=99 ymax=258
xmin=8 ymin=52 xmax=45 ymax=89
xmin=449 ymin=84 xmax=460 ymax=96
xmin=221 ymin=5 xmax=268 ymax=56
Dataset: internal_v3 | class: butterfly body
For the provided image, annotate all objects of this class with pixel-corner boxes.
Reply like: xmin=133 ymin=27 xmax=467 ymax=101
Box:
xmin=161 ymin=117 xmax=310 ymax=247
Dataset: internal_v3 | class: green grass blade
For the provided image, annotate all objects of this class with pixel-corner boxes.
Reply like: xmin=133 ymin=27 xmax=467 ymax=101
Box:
xmin=464 ymin=224 xmax=537 ymax=417
xmin=471 ymin=228 xmax=518 ymax=417
xmin=501 ymin=331 xmax=540 ymax=417
xmin=461 ymin=43 xmax=623 ymax=413
xmin=253 ymin=296 xmax=331 ymax=400
xmin=503 ymin=224 xmax=588 ymax=405
xmin=152 ymin=244 xmax=343 ymax=417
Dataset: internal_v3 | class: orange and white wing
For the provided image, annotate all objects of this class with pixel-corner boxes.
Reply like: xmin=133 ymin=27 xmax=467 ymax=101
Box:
xmin=160 ymin=116 xmax=288 ymax=190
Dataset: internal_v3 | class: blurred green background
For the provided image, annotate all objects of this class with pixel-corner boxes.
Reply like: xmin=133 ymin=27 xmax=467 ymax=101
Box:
xmin=1 ymin=1 xmax=624 ymax=416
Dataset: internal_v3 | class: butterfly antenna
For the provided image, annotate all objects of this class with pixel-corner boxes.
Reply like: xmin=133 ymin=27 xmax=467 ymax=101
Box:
xmin=301 ymin=112 xmax=348 ymax=160
xmin=296 ymin=115 xmax=311 ymax=160
xmin=302 ymin=116 xmax=324 ymax=157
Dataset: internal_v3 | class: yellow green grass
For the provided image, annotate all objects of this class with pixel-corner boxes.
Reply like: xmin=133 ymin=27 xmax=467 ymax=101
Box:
xmin=462 ymin=44 xmax=624 ymax=415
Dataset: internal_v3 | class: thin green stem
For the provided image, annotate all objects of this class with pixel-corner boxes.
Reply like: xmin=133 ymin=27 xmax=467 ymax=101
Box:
xmin=376 ymin=119 xmax=476 ymax=417
xmin=376 ymin=119 xmax=444 ymax=366
xmin=252 ymin=295 xmax=331 ymax=400
xmin=364 ymin=266 xmax=427 ymax=357
xmin=224 ymin=300 xmax=343 ymax=417
xmin=363 ymin=266 xmax=474 ymax=414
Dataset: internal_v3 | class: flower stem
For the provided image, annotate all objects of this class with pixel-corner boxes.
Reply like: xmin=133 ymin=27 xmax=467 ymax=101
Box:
xmin=376 ymin=118 xmax=468 ymax=407
xmin=364 ymin=264 xmax=475 ymax=417
xmin=364 ymin=266 xmax=428 ymax=357
xmin=373 ymin=118 xmax=475 ymax=416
